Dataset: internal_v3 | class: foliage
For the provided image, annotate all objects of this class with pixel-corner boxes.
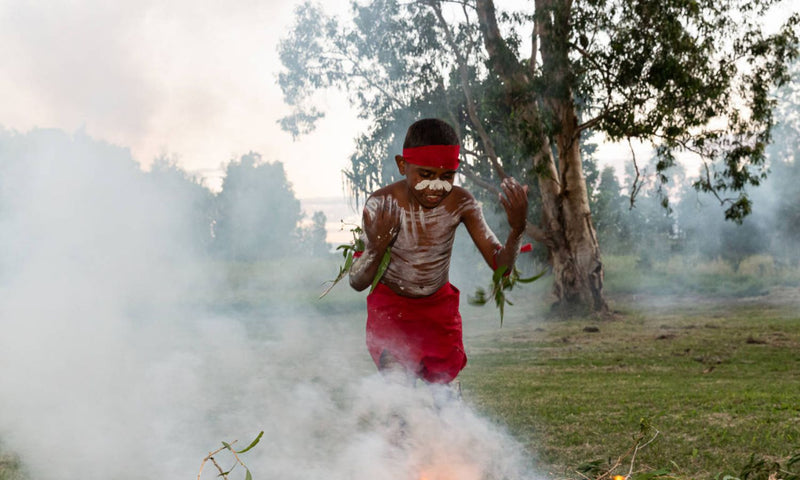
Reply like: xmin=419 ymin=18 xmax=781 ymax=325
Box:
xmin=298 ymin=210 xmax=331 ymax=257
xmin=213 ymin=152 xmax=302 ymax=260
xmin=718 ymin=452 xmax=800 ymax=480
xmin=197 ymin=431 xmax=264 ymax=480
xmin=320 ymin=223 xmax=364 ymax=298
xmin=468 ymin=264 xmax=546 ymax=325
xmin=575 ymin=419 xmax=671 ymax=480
xmin=147 ymin=154 xmax=216 ymax=253
xmin=0 ymin=128 xmax=217 ymax=262
xmin=590 ymin=166 xmax=634 ymax=254
xmin=0 ymin=129 xmax=330 ymax=264
xmin=279 ymin=0 xmax=799 ymax=221
xmin=319 ymin=223 xmax=391 ymax=298
xmin=0 ymin=450 xmax=24 ymax=480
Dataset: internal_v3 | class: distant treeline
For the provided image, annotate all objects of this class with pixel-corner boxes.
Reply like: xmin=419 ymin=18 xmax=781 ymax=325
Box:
xmin=469 ymin=133 xmax=799 ymax=272
xmin=0 ymin=127 xmax=329 ymax=262
xmin=0 ymin=126 xmax=797 ymax=268
xmin=582 ymin=144 xmax=800 ymax=268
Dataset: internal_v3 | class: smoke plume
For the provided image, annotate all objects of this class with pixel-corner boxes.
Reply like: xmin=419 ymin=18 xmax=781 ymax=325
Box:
xmin=0 ymin=128 xmax=539 ymax=479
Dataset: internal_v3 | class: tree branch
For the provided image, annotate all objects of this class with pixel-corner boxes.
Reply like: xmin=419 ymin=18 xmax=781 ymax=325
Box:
xmin=440 ymin=0 xmax=476 ymax=9
xmin=428 ymin=0 xmax=507 ymax=179
xmin=576 ymin=115 xmax=603 ymax=133
xmin=628 ymin=137 xmax=643 ymax=209
xmin=525 ymin=223 xmax=548 ymax=244
xmin=337 ymin=51 xmax=409 ymax=111
xmin=460 ymin=164 xmax=502 ymax=194
xmin=529 ymin=13 xmax=538 ymax=77
xmin=476 ymin=0 xmax=520 ymax=82
xmin=198 ymin=441 xmax=238 ymax=480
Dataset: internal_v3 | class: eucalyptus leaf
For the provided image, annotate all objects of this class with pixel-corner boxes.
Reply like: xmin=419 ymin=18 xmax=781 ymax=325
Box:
xmin=468 ymin=287 xmax=488 ymax=306
xmin=517 ymin=269 xmax=547 ymax=283
xmin=245 ymin=469 xmax=253 ymax=480
xmin=343 ymin=251 xmax=354 ymax=272
xmin=320 ymin=226 xmax=364 ymax=298
xmin=492 ymin=266 xmax=508 ymax=284
xmin=471 ymin=264 xmax=546 ymax=325
xmin=370 ymin=247 xmax=392 ymax=293
xmin=631 ymin=468 xmax=671 ymax=480
xmin=236 ymin=431 xmax=264 ymax=454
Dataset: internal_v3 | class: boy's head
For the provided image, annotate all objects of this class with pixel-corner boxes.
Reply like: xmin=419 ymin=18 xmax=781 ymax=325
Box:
xmin=396 ymin=118 xmax=460 ymax=208
xmin=402 ymin=118 xmax=459 ymax=150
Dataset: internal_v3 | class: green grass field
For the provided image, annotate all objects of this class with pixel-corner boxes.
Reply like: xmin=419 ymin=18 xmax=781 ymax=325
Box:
xmin=1 ymin=254 xmax=799 ymax=480
xmin=457 ymin=256 xmax=800 ymax=480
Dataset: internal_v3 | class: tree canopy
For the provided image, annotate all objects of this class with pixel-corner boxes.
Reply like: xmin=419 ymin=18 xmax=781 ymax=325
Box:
xmin=279 ymin=0 xmax=798 ymax=312
xmin=213 ymin=152 xmax=303 ymax=260
xmin=280 ymin=0 xmax=798 ymax=220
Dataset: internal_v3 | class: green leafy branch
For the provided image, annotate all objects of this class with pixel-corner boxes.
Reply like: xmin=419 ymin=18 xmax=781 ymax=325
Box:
xmin=319 ymin=222 xmax=391 ymax=298
xmin=371 ymin=246 xmax=392 ymax=293
xmin=468 ymin=265 xmax=546 ymax=326
xmin=197 ymin=431 xmax=263 ymax=480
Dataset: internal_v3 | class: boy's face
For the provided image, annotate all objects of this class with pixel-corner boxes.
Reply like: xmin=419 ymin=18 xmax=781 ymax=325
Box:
xmin=395 ymin=155 xmax=456 ymax=208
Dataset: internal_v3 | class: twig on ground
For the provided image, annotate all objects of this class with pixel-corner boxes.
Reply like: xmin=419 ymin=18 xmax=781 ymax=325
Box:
xmin=197 ymin=440 xmax=238 ymax=480
xmin=627 ymin=429 xmax=660 ymax=478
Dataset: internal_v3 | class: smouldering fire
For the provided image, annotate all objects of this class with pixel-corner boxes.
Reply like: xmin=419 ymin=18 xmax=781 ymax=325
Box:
xmin=417 ymin=463 xmax=482 ymax=480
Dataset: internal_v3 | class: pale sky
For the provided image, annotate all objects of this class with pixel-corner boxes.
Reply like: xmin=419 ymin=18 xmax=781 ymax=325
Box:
xmin=0 ymin=0 xmax=361 ymax=199
xmin=0 ymin=1 xmax=795 ymax=200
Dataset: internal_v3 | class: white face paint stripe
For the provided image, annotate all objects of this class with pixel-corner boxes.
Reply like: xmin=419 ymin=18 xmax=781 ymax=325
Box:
xmin=415 ymin=179 xmax=452 ymax=192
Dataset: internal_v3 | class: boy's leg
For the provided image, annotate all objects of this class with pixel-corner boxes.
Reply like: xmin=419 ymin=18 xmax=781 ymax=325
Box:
xmin=378 ymin=350 xmax=417 ymax=386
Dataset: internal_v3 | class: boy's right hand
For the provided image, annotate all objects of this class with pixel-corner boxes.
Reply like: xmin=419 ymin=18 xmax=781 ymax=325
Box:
xmin=364 ymin=196 xmax=401 ymax=251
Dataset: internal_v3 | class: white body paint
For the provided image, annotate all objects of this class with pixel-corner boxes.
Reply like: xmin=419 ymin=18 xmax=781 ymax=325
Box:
xmin=381 ymin=197 xmax=498 ymax=297
xmin=414 ymin=179 xmax=452 ymax=192
xmin=353 ymin=186 xmax=505 ymax=297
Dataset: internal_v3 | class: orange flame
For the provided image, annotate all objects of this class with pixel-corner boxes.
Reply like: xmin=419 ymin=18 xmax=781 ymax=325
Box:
xmin=417 ymin=464 xmax=482 ymax=480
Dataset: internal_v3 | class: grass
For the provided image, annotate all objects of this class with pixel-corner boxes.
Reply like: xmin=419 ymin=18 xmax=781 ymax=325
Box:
xmin=458 ymin=269 xmax=800 ymax=479
xmin=0 ymin=452 xmax=24 ymax=480
xmin=602 ymin=254 xmax=800 ymax=298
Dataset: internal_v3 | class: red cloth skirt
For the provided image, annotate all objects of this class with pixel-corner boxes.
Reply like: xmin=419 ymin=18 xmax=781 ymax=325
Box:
xmin=366 ymin=282 xmax=467 ymax=383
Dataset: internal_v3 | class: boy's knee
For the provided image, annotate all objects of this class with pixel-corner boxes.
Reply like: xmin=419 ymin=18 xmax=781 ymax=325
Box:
xmin=378 ymin=350 xmax=416 ymax=385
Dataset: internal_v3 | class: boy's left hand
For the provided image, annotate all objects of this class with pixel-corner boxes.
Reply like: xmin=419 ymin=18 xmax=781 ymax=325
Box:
xmin=499 ymin=177 xmax=528 ymax=232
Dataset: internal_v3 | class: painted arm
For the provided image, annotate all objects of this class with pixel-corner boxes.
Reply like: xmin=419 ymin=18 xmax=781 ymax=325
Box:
xmin=462 ymin=177 xmax=529 ymax=272
xmin=349 ymin=195 xmax=401 ymax=291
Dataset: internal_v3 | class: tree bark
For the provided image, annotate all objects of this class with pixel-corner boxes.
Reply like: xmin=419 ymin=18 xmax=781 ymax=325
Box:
xmin=476 ymin=0 xmax=608 ymax=314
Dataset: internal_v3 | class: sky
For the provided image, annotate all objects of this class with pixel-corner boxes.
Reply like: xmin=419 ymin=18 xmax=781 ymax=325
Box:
xmin=0 ymin=1 xmax=796 ymax=201
xmin=0 ymin=0 xmax=362 ymax=199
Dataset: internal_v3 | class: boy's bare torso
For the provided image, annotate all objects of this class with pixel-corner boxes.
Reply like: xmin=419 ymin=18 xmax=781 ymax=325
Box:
xmin=364 ymin=181 xmax=498 ymax=298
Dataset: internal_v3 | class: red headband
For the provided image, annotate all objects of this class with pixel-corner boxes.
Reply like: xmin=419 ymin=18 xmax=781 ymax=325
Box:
xmin=402 ymin=145 xmax=460 ymax=170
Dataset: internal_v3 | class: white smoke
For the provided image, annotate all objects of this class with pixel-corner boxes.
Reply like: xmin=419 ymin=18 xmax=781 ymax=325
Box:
xmin=0 ymin=128 xmax=540 ymax=479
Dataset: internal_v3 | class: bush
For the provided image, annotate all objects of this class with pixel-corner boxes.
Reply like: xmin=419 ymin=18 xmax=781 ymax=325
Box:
xmin=737 ymin=255 xmax=777 ymax=277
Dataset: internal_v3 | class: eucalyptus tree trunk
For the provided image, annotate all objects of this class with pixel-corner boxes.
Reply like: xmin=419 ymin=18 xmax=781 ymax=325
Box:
xmin=476 ymin=0 xmax=608 ymax=314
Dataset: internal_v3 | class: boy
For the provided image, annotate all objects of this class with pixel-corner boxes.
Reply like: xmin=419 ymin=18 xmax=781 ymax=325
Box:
xmin=349 ymin=118 xmax=528 ymax=384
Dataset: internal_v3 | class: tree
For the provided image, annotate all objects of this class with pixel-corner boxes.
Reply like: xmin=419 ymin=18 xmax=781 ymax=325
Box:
xmin=590 ymin=166 xmax=631 ymax=254
xmin=147 ymin=155 xmax=215 ymax=254
xmin=763 ymin=61 xmax=800 ymax=262
xmin=213 ymin=153 xmax=302 ymax=260
xmin=298 ymin=210 xmax=331 ymax=257
xmin=279 ymin=0 xmax=798 ymax=313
